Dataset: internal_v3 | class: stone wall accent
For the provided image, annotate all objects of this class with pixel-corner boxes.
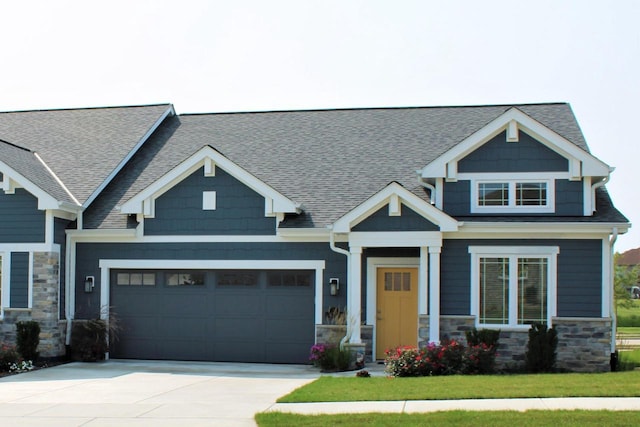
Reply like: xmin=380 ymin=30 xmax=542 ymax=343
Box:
xmin=0 ymin=251 xmax=66 ymax=358
xmin=553 ymin=317 xmax=612 ymax=373
xmin=418 ymin=315 xmax=612 ymax=372
xmin=316 ymin=325 xmax=374 ymax=361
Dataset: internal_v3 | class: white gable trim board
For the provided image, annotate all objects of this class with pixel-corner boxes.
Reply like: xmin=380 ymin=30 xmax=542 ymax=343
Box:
xmin=420 ymin=108 xmax=611 ymax=181
xmin=119 ymin=146 xmax=300 ymax=219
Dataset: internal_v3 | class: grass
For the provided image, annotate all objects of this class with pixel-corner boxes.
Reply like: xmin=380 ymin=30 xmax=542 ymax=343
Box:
xmin=256 ymin=410 xmax=640 ymax=426
xmin=619 ymin=349 xmax=640 ymax=366
xmin=278 ymin=371 xmax=640 ymax=403
xmin=617 ymin=300 xmax=640 ymax=327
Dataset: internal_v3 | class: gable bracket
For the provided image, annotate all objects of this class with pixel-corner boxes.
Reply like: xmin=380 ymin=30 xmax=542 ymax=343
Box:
xmin=204 ymin=158 xmax=216 ymax=177
xmin=2 ymin=176 xmax=16 ymax=194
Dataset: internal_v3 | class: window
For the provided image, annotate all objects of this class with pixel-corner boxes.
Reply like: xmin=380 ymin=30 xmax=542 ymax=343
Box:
xmin=473 ymin=179 xmax=554 ymax=213
xmin=116 ymin=271 xmax=156 ymax=286
xmin=218 ymin=271 xmax=258 ymax=286
xmin=0 ymin=255 xmax=2 ymax=314
xmin=267 ymin=270 xmax=313 ymax=287
xmin=167 ymin=272 xmax=205 ymax=286
xmin=469 ymin=246 xmax=558 ymax=328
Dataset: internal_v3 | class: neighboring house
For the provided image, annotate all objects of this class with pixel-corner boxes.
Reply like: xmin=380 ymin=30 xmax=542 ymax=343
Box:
xmin=0 ymin=103 xmax=630 ymax=372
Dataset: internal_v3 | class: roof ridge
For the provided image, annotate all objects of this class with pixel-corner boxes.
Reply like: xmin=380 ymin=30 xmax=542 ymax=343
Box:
xmin=178 ymin=102 xmax=570 ymax=117
xmin=0 ymin=103 xmax=172 ymax=114
xmin=0 ymin=137 xmax=33 ymax=152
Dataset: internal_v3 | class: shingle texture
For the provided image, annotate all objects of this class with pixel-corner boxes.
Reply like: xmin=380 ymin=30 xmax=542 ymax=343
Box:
xmin=81 ymin=102 xmax=626 ymax=229
xmin=0 ymin=104 xmax=171 ymax=205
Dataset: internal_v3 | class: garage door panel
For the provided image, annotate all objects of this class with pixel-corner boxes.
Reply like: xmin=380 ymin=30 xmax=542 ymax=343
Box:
xmin=111 ymin=268 xmax=314 ymax=363
xmin=266 ymin=295 xmax=313 ymax=317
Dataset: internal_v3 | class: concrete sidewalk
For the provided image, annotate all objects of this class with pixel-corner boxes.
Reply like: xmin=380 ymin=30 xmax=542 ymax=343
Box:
xmin=268 ymin=397 xmax=640 ymax=415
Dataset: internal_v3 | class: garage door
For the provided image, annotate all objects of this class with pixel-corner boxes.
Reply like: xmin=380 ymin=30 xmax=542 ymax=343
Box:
xmin=109 ymin=269 xmax=315 ymax=363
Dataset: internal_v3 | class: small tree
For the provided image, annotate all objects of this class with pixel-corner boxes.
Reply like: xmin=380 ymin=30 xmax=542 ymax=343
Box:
xmin=525 ymin=323 xmax=558 ymax=373
xmin=16 ymin=321 xmax=40 ymax=361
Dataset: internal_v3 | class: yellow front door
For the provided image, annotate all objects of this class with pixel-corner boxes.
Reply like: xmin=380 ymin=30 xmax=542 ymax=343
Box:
xmin=376 ymin=267 xmax=418 ymax=359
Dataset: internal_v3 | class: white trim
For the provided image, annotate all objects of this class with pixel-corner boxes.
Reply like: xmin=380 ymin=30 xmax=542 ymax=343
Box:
xmin=583 ymin=176 xmax=592 ymax=216
xmin=468 ymin=245 xmax=559 ymax=329
xmin=421 ymin=107 xmax=611 ymax=180
xmin=98 ymin=259 xmax=326 ymax=324
xmin=27 ymin=252 xmax=34 ymax=309
xmin=428 ymin=246 xmax=441 ymax=343
xmin=365 ymin=257 xmax=420 ymax=359
xmin=45 ymin=210 xmax=54 ymax=246
xmin=120 ymin=145 xmax=299 ymax=217
xmin=202 ymin=191 xmax=217 ymax=210
xmin=0 ymin=252 xmax=8 ymax=316
xmin=0 ymin=161 xmax=74 ymax=211
xmin=332 ymin=182 xmax=458 ymax=233
xmin=454 ymin=222 xmax=630 ymax=235
xmin=418 ymin=247 xmax=428 ymax=315
xmin=83 ymin=105 xmax=175 ymax=209
xmin=350 ymin=231 xmax=443 ymax=248
xmin=470 ymin=178 xmax=555 ymax=214
xmin=33 ymin=152 xmax=80 ymax=206
xmin=0 ymin=243 xmax=60 ymax=253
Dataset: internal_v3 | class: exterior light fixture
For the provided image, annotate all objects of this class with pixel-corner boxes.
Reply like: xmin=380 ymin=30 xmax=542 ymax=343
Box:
xmin=329 ymin=278 xmax=339 ymax=296
xmin=84 ymin=276 xmax=95 ymax=293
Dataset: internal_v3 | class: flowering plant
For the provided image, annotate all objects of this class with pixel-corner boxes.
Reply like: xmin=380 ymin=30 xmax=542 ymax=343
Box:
xmin=309 ymin=343 xmax=351 ymax=371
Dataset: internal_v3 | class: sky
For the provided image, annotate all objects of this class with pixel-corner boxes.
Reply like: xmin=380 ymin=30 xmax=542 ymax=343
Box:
xmin=1 ymin=0 xmax=638 ymax=252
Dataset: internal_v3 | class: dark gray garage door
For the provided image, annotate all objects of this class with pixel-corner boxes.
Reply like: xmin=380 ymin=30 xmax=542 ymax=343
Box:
xmin=109 ymin=269 xmax=315 ymax=363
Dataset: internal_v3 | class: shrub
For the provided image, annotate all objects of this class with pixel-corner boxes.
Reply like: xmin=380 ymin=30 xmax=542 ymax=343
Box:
xmin=385 ymin=346 xmax=430 ymax=377
xmin=70 ymin=319 xmax=109 ymax=362
xmin=0 ymin=343 xmax=21 ymax=371
xmin=355 ymin=370 xmax=370 ymax=377
xmin=465 ymin=328 xmax=500 ymax=348
xmin=465 ymin=328 xmax=500 ymax=374
xmin=16 ymin=320 xmax=40 ymax=361
xmin=309 ymin=343 xmax=352 ymax=372
xmin=525 ymin=323 xmax=558 ymax=373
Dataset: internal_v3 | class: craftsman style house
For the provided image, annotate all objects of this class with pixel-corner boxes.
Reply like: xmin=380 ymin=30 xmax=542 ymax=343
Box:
xmin=0 ymin=103 xmax=629 ymax=371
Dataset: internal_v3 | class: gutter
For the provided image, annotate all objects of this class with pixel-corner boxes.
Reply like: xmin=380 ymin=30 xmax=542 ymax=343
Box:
xmin=328 ymin=228 xmax=351 ymax=350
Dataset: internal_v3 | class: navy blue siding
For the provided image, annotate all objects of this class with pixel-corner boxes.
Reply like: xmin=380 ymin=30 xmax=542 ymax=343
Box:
xmin=10 ymin=252 xmax=29 ymax=308
xmin=443 ymin=181 xmax=471 ymax=216
xmin=443 ymin=179 xmax=584 ymax=217
xmin=458 ymin=131 xmax=568 ymax=173
xmin=55 ymin=218 xmax=70 ymax=318
xmin=0 ymin=189 xmax=45 ymax=243
xmin=440 ymin=239 xmax=602 ymax=318
xmin=144 ymin=167 xmax=276 ymax=236
xmin=353 ymin=204 xmax=439 ymax=232
xmin=555 ymin=180 xmax=583 ymax=216
xmin=74 ymin=241 xmax=347 ymax=319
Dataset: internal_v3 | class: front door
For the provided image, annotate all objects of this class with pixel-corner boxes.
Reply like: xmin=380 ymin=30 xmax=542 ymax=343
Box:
xmin=376 ymin=267 xmax=418 ymax=359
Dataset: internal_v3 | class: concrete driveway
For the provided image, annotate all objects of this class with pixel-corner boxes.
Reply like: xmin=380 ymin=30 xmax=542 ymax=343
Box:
xmin=0 ymin=360 xmax=320 ymax=426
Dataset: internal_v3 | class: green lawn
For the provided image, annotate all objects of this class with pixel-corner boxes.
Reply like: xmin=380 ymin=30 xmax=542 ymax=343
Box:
xmin=256 ymin=410 xmax=640 ymax=426
xmin=279 ymin=371 xmax=640 ymax=403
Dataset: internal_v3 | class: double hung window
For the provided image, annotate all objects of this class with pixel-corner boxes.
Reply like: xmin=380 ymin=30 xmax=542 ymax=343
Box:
xmin=472 ymin=178 xmax=554 ymax=213
xmin=469 ymin=246 xmax=558 ymax=328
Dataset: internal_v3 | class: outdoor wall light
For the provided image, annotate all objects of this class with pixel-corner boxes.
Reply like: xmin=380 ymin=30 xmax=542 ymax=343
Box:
xmin=329 ymin=278 xmax=340 ymax=296
xmin=84 ymin=276 xmax=95 ymax=293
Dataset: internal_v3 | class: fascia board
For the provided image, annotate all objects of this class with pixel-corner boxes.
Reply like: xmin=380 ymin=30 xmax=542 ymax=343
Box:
xmin=457 ymin=221 xmax=630 ymax=235
xmin=120 ymin=145 xmax=298 ymax=215
xmin=83 ymin=105 xmax=175 ymax=209
xmin=332 ymin=182 xmax=458 ymax=233
xmin=420 ymin=108 xmax=610 ymax=179
xmin=0 ymin=161 xmax=68 ymax=210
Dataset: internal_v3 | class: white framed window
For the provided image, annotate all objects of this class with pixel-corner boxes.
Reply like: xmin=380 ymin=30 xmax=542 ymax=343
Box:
xmin=469 ymin=177 xmax=555 ymax=214
xmin=0 ymin=254 xmax=3 ymax=317
xmin=469 ymin=246 xmax=558 ymax=329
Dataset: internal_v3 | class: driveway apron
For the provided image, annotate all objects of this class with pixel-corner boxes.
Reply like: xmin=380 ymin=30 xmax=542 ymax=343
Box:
xmin=0 ymin=360 xmax=319 ymax=426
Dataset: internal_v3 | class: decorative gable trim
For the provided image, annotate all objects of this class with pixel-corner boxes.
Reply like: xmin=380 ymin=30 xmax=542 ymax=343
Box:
xmin=420 ymin=108 xmax=611 ymax=182
xmin=0 ymin=160 xmax=78 ymax=212
xmin=332 ymin=182 xmax=458 ymax=233
xmin=119 ymin=145 xmax=300 ymax=218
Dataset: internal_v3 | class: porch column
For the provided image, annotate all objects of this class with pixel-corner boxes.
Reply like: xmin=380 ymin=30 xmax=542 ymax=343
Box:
xmin=428 ymin=246 xmax=441 ymax=343
xmin=418 ymin=246 xmax=428 ymax=314
xmin=348 ymin=246 xmax=363 ymax=344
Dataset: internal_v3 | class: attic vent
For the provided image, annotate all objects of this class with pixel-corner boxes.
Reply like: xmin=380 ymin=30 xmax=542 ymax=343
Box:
xmin=203 ymin=191 xmax=217 ymax=210
xmin=506 ymin=120 xmax=519 ymax=142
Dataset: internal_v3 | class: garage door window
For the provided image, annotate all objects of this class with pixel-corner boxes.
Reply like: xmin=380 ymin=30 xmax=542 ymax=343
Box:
xmin=217 ymin=271 xmax=258 ymax=286
xmin=117 ymin=271 xmax=156 ymax=286
xmin=268 ymin=270 xmax=312 ymax=287
xmin=167 ymin=272 xmax=205 ymax=286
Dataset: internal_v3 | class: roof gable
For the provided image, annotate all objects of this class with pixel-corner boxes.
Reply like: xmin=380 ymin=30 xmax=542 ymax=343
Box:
xmin=420 ymin=107 xmax=611 ymax=181
xmin=119 ymin=145 xmax=300 ymax=218
xmin=332 ymin=182 xmax=458 ymax=233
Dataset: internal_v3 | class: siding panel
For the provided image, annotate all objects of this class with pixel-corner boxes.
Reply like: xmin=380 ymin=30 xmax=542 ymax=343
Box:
xmin=10 ymin=252 xmax=29 ymax=308
xmin=353 ymin=204 xmax=439 ymax=232
xmin=0 ymin=189 xmax=45 ymax=243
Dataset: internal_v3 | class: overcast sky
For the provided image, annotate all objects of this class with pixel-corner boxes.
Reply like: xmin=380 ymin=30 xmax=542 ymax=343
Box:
xmin=1 ymin=0 xmax=638 ymax=252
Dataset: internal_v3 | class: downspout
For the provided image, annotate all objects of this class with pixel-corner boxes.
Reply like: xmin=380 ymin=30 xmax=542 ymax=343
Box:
xmin=64 ymin=231 xmax=74 ymax=345
xmin=417 ymin=176 xmax=436 ymax=205
xmin=329 ymin=228 xmax=351 ymax=350
xmin=610 ymin=227 xmax=618 ymax=354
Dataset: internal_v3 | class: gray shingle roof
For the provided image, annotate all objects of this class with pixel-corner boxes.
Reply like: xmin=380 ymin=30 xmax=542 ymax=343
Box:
xmin=84 ymin=102 xmax=626 ymax=229
xmin=0 ymin=104 xmax=172 ymax=206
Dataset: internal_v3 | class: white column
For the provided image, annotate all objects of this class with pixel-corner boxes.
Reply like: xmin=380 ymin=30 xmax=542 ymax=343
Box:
xmin=428 ymin=246 xmax=441 ymax=344
xmin=348 ymin=246 xmax=363 ymax=344
xmin=418 ymin=247 xmax=428 ymax=314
